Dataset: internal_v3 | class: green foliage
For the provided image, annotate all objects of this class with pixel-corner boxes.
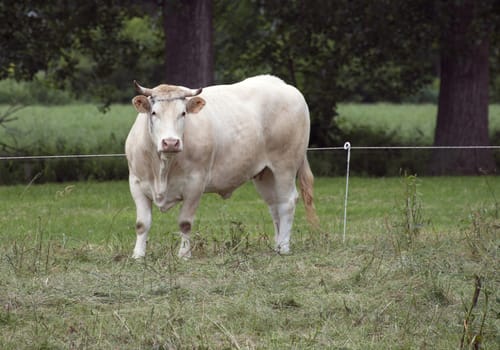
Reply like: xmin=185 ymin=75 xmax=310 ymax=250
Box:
xmin=0 ymin=1 xmax=128 ymax=80
xmin=0 ymin=178 xmax=498 ymax=348
xmin=0 ymin=0 xmax=498 ymax=161
xmin=0 ymin=1 xmax=164 ymax=107
xmin=214 ymin=0 xmax=441 ymax=146
xmin=50 ymin=13 xmax=165 ymax=106
xmin=1 ymin=0 xmax=500 ymax=152
xmin=213 ymin=0 xmax=500 ymax=149
xmin=0 ymin=77 xmax=74 ymax=105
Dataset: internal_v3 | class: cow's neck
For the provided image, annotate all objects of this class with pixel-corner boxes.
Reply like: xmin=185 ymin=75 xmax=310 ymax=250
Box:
xmin=152 ymin=155 xmax=174 ymax=207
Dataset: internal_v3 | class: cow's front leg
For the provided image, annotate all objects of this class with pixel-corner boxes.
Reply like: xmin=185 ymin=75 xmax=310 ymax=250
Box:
xmin=177 ymin=196 xmax=201 ymax=259
xmin=130 ymin=177 xmax=152 ymax=259
xmin=178 ymin=222 xmax=192 ymax=259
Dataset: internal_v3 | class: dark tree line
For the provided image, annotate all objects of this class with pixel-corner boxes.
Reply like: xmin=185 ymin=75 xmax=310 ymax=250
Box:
xmin=1 ymin=0 xmax=499 ymax=175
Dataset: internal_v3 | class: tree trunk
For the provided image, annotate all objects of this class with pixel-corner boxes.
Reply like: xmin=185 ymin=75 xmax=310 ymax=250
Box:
xmin=163 ymin=0 xmax=214 ymax=88
xmin=429 ymin=0 xmax=495 ymax=175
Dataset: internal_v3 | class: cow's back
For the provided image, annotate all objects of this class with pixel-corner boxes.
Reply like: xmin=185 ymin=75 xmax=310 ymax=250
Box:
xmin=185 ymin=75 xmax=310 ymax=193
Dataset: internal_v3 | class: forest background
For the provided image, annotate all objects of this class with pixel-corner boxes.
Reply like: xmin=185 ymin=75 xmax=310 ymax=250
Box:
xmin=1 ymin=0 xmax=499 ymax=181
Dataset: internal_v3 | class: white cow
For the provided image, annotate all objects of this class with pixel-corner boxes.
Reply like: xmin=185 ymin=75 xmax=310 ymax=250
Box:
xmin=126 ymin=75 xmax=318 ymax=259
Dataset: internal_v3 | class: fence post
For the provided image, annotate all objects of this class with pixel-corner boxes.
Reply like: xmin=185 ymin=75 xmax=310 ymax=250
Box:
xmin=343 ymin=142 xmax=351 ymax=244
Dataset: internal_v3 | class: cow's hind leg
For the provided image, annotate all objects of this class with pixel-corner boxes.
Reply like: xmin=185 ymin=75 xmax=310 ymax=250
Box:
xmin=130 ymin=176 xmax=152 ymax=259
xmin=253 ymin=168 xmax=298 ymax=254
xmin=274 ymin=182 xmax=299 ymax=254
xmin=253 ymin=168 xmax=279 ymax=245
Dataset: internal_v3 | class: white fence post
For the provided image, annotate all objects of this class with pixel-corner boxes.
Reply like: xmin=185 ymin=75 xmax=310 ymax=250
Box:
xmin=343 ymin=142 xmax=351 ymax=244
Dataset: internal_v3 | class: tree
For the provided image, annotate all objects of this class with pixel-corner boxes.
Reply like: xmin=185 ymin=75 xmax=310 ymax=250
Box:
xmin=1 ymin=0 xmax=498 ymax=175
xmin=429 ymin=0 xmax=496 ymax=174
xmin=0 ymin=1 xmax=129 ymax=81
xmin=0 ymin=0 xmax=213 ymax=98
xmin=163 ymin=0 xmax=214 ymax=88
xmin=0 ymin=0 xmax=153 ymax=108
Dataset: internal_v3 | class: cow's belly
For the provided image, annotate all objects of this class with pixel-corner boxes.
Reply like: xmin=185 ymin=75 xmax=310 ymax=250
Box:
xmin=204 ymin=157 xmax=265 ymax=198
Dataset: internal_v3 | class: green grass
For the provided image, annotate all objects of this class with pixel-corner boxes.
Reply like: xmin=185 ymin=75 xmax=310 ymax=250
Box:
xmin=337 ymin=103 xmax=500 ymax=144
xmin=0 ymin=177 xmax=498 ymax=349
xmin=2 ymin=103 xmax=500 ymax=154
xmin=0 ymin=104 xmax=137 ymax=154
xmin=1 ymin=103 xmax=500 ymax=181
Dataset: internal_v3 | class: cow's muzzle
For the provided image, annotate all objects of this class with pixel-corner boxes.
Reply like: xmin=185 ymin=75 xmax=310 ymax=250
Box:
xmin=161 ymin=138 xmax=182 ymax=153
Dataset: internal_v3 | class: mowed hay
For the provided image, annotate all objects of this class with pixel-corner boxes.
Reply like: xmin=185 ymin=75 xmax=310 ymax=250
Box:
xmin=0 ymin=177 xmax=499 ymax=349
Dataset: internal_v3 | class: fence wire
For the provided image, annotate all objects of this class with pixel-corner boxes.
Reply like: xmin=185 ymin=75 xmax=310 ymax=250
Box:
xmin=0 ymin=145 xmax=499 ymax=161
xmin=1 ymin=144 xmax=499 ymax=242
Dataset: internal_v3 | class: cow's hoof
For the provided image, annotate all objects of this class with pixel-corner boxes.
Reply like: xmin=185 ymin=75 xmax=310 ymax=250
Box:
xmin=275 ymin=245 xmax=291 ymax=255
xmin=178 ymin=250 xmax=192 ymax=260
xmin=132 ymin=253 xmax=145 ymax=260
xmin=178 ymin=236 xmax=191 ymax=260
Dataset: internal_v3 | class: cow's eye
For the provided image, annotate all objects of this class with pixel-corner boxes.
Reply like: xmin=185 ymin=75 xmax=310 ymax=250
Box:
xmin=151 ymin=111 xmax=157 ymax=116
xmin=181 ymin=111 xmax=186 ymax=117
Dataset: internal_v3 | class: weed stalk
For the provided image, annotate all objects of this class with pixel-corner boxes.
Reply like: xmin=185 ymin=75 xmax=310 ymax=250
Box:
xmin=391 ymin=173 xmax=424 ymax=257
xmin=459 ymin=275 xmax=489 ymax=349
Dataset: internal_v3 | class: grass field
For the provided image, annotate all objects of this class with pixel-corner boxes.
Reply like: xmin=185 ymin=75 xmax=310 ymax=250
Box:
xmin=2 ymin=103 xmax=499 ymax=181
xmin=0 ymin=104 xmax=136 ymax=155
xmin=337 ymin=104 xmax=500 ymax=145
xmin=0 ymin=176 xmax=498 ymax=349
xmin=2 ymin=103 xmax=500 ymax=153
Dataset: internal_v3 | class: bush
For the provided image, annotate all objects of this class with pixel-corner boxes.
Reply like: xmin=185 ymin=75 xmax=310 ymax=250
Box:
xmin=0 ymin=78 xmax=75 ymax=105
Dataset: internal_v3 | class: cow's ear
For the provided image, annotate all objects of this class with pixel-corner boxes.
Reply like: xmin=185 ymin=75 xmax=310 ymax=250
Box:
xmin=186 ymin=97 xmax=206 ymax=114
xmin=132 ymin=95 xmax=151 ymax=113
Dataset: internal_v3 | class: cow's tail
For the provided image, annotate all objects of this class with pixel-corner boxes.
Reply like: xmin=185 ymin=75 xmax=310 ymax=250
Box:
xmin=298 ymin=156 xmax=320 ymax=229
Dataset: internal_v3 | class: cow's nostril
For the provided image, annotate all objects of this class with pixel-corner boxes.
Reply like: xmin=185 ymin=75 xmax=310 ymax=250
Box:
xmin=162 ymin=138 xmax=181 ymax=152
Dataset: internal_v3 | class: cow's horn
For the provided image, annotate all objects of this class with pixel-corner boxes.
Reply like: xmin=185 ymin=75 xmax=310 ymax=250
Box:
xmin=134 ymin=80 xmax=153 ymax=96
xmin=184 ymin=88 xmax=203 ymax=97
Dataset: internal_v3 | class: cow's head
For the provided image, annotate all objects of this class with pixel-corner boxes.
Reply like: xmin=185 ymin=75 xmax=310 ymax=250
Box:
xmin=132 ymin=81 xmax=205 ymax=157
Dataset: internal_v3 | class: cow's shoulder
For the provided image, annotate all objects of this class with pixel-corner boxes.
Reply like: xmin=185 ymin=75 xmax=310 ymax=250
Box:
xmin=126 ymin=114 xmax=156 ymax=179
